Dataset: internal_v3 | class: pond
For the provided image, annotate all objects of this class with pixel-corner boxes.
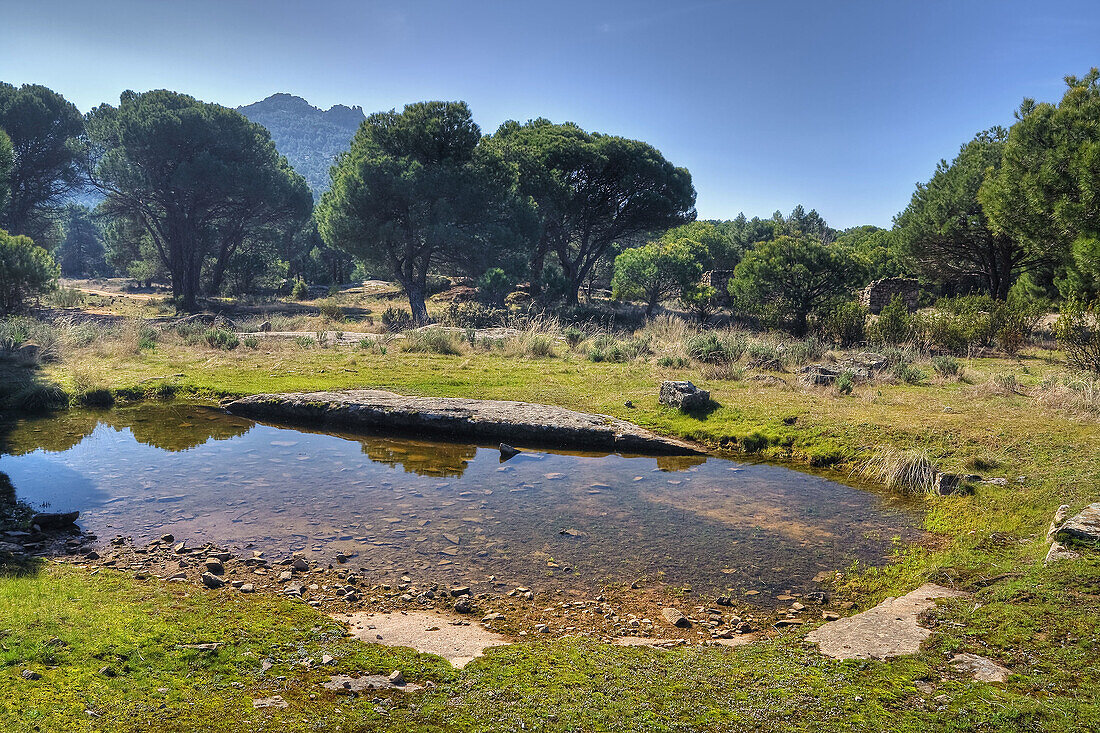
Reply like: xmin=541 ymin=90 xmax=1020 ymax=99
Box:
xmin=0 ymin=404 xmax=920 ymax=605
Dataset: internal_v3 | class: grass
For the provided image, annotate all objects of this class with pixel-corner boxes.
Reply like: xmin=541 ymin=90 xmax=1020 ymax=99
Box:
xmin=4 ymin=298 xmax=1100 ymax=730
xmin=856 ymin=446 xmax=938 ymax=494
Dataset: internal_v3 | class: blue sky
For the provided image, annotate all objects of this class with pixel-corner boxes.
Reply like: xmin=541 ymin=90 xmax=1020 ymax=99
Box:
xmin=3 ymin=0 xmax=1099 ymax=228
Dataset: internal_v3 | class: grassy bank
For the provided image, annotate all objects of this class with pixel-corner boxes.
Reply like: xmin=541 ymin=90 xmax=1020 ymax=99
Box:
xmin=2 ymin=307 xmax=1099 ymax=730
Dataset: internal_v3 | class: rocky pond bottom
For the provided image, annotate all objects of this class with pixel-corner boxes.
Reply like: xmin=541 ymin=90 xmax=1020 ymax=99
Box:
xmin=0 ymin=404 xmax=920 ymax=606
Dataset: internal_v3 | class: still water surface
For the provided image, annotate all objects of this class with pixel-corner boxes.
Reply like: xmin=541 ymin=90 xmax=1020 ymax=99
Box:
xmin=0 ymin=404 xmax=919 ymax=602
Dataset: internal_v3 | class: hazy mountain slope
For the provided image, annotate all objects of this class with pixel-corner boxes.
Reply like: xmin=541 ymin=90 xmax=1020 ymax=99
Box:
xmin=238 ymin=93 xmax=365 ymax=199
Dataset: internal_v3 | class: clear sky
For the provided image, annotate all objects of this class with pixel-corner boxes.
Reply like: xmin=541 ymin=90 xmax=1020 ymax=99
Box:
xmin=3 ymin=0 xmax=1099 ymax=228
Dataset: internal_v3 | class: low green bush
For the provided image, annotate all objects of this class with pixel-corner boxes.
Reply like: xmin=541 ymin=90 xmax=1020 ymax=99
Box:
xmin=686 ymin=332 xmax=744 ymax=364
xmin=820 ymin=301 xmax=868 ymax=347
xmin=204 ymin=328 xmax=239 ymax=350
xmin=381 ymin=307 xmax=415 ymax=333
xmin=401 ymin=328 xmax=463 ymax=355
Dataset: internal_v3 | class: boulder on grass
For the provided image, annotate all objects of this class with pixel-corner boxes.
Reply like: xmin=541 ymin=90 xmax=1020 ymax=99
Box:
xmin=659 ymin=381 xmax=710 ymax=411
xmin=1054 ymin=502 xmax=1100 ymax=544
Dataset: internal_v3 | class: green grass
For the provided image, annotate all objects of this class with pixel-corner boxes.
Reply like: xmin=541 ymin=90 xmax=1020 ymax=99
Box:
xmin=4 ymin=335 xmax=1099 ymax=730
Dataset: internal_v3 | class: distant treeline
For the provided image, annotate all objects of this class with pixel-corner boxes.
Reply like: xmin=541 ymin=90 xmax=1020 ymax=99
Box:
xmin=1 ymin=70 xmax=1099 ymax=325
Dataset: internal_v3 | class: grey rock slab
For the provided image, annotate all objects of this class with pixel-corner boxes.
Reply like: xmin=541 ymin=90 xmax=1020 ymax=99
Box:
xmin=805 ymin=583 xmax=967 ymax=660
xmin=661 ymin=608 xmax=691 ymax=628
xmin=224 ymin=389 xmax=703 ymax=455
xmin=1055 ymin=502 xmax=1100 ymax=543
xmin=658 ymin=381 xmax=710 ymax=411
xmin=950 ymin=653 xmax=1012 ymax=683
xmin=322 ymin=674 xmax=422 ymax=694
xmin=252 ymin=696 xmax=288 ymax=709
xmin=336 ymin=611 xmax=510 ymax=668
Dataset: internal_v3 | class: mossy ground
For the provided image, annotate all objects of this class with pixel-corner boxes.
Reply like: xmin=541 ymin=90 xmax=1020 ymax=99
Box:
xmin=2 ymin=296 xmax=1099 ymax=730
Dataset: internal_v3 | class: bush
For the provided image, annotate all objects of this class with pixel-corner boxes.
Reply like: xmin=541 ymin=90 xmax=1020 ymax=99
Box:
xmin=294 ymin=335 xmax=315 ymax=349
xmin=242 ymin=335 xmax=259 ymax=349
xmin=932 ymin=355 xmax=961 ymax=378
xmin=835 ymin=369 xmax=855 ymax=395
xmin=686 ymin=332 xmax=744 ymax=364
xmin=318 ymin=299 xmax=345 ymax=321
xmin=868 ymin=295 xmax=912 ymax=345
xmin=204 ymin=327 xmax=239 ymax=350
xmin=48 ymin=287 xmax=84 ymax=308
xmin=290 ymin=278 xmax=308 ymax=300
xmin=440 ymin=301 xmax=508 ymax=329
xmin=1055 ymin=298 xmax=1100 ymax=373
xmin=911 ymin=311 xmax=970 ymax=354
xmin=563 ymin=327 xmax=585 ymax=348
xmin=401 ymin=327 xmax=463 ymax=355
xmin=820 ymin=301 xmax=868 ymax=347
xmin=381 ymin=307 xmax=415 ymax=333
xmin=0 ymin=230 xmax=59 ymax=314
xmin=587 ymin=334 xmax=628 ymax=363
xmin=891 ymin=361 xmax=925 ymax=384
xmin=477 ymin=268 xmax=513 ymax=306
xmin=658 ymin=355 xmax=690 ymax=368
xmin=782 ymin=337 xmax=824 ymax=367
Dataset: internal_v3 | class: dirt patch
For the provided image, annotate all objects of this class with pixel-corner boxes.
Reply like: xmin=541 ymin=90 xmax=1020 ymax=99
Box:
xmin=224 ymin=389 xmax=704 ymax=454
xmin=805 ymin=583 xmax=967 ymax=660
xmin=338 ymin=610 xmax=511 ymax=668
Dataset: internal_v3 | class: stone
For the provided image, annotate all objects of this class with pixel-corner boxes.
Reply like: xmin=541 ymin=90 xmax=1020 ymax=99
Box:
xmin=21 ymin=669 xmax=41 ymax=681
xmin=933 ymin=472 xmax=968 ymax=496
xmin=1044 ymin=541 xmax=1080 ymax=564
xmin=453 ymin=598 xmax=473 ymax=614
xmin=499 ymin=443 xmax=520 ymax=460
xmin=258 ymin=321 xmax=272 ymax=332
xmin=1047 ymin=504 xmax=1071 ymax=540
xmin=661 ymin=608 xmax=691 ymax=628
xmin=805 ymin=584 xmax=967 ymax=660
xmin=950 ymin=653 xmax=1012 ymax=683
xmin=204 ymin=558 xmax=225 ymax=575
xmin=387 ymin=669 xmax=405 ymax=685
xmin=160 ymin=533 xmax=174 ymax=543
xmin=1055 ymin=502 xmax=1100 ymax=543
xmin=292 ymin=557 xmax=310 ymax=572
xmin=240 ymin=583 xmax=255 ymax=593
xmin=658 ymin=381 xmax=711 ymax=412
xmin=225 ymin=389 xmax=703 ymax=455
xmin=253 ymin=696 xmax=288 ymax=709
xmin=201 ymin=572 xmax=225 ymax=589
xmin=30 ymin=511 xmax=79 ymax=529
xmin=173 ymin=542 xmax=188 ymax=554
xmin=340 ymin=611 xmax=510 ymax=668
xmin=450 ymin=586 xmax=471 ymax=597
xmin=481 ymin=612 xmax=504 ymax=623
xmin=321 ymin=654 xmax=334 ymax=665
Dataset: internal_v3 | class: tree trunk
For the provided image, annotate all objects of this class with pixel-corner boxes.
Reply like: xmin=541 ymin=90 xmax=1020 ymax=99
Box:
xmin=405 ymin=282 xmax=430 ymax=326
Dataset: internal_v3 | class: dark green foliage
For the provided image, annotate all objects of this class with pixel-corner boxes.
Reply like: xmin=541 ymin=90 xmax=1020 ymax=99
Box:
xmin=0 ymin=130 xmax=11 ymax=220
xmin=896 ymin=128 xmax=1036 ymax=299
xmin=237 ymin=94 xmax=365 ymax=199
xmin=477 ymin=267 xmax=512 ymax=307
xmin=0 ymin=83 xmax=86 ymax=243
xmin=820 ymin=301 xmax=868 ymax=347
xmin=835 ymin=369 xmax=855 ymax=394
xmin=317 ymin=101 xmax=533 ymax=324
xmin=981 ymin=69 xmax=1100 ymax=300
xmin=87 ymin=90 xmax=312 ymax=310
xmin=0 ymin=228 xmax=58 ymax=314
xmin=487 ymin=118 xmax=696 ymax=304
xmin=868 ymin=295 xmax=913 ymax=345
xmin=290 ymin=278 xmax=308 ymax=300
xmin=440 ymin=301 xmax=508 ymax=329
xmin=729 ymin=235 xmax=863 ymax=335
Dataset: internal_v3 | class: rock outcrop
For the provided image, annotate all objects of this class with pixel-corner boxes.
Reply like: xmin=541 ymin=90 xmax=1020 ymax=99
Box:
xmin=658 ymin=381 xmax=711 ymax=411
xmin=224 ymin=390 xmax=704 ymax=455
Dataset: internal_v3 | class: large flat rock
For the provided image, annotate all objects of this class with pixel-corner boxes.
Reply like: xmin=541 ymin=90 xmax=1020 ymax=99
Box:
xmin=224 ymin=389 xmax=703 ymax=455
xmin=1055 ymin=501 xmax=1100 ymax=543
xmin=337 ymin=611 xmax=510 ymax=668
xmin=805 ymin=583 xmax=967 ymax=660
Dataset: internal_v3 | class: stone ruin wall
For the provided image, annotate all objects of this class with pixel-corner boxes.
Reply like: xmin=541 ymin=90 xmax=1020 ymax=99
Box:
xmin=860 ymin=278 xmax=919 ymax=314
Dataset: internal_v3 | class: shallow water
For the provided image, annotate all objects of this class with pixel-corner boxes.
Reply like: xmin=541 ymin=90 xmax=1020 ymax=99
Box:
xmin=0 ymin=404 xmax=920 ymax=603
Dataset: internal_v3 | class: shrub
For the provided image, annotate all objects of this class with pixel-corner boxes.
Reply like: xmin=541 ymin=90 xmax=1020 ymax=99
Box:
xmin=48 ymin=287 xmax=85 ymax=308
xmin=820 ymin=301 xmax=868 ymax=347
xmin=563 ymin=327 xmax=585 ymax=348
xmin=294 ymin=335 xmax=315 ymax=349
xmin=381 ymin=307 xmax=415 ymax=333
xmin=242 ymin=335 xmax=259 ymax=349
xmin=932 ymin=355 xmax=961 ymax=378
xmin=587 ymin=334 xmax=628 ymax=363
xmin=440 ymin=301 xmax=508 ymax=329
xmin=993 ymin=372 xmax=1019 ymax=394
xmin=318 ymin=299 xmax=345 ymax=321
xmin=782 ymin=337 xmax=824 ymax=368
xmin=891 ymin=361 xmax=925 ymax=384
xmin=911 ymin=311 xmax=970 ymax=353
xmin=1055 ymin=298 xmax=1100 ymax=373
xmin=686 ymin=332 xmax=744 ymax=364
xmin=477 ymin=268 xmax=513 ymax=306
xmin=401 ymin=328 xmax=463 ymax=355
xmin=204 ymin=327 xmax=239 ymax=350
xmin=290 ymin=278 xmax=308 ymax=300
xmin=835 ymin=369 xmax=855 ymax=395
xmin=137 ymin=326 xmax=158 ymax=351
xmin=0 ymin=230 xmax=59 ymax=314
xmin=868 ymin=295 xmax=912 ymax=345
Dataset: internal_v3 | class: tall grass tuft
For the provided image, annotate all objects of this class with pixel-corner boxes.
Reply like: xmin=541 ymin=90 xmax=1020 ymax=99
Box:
xmin=401 ymin=327 xmax=464 ymax=355
xmin=855 ymin=446 xmax=937 ymax=493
